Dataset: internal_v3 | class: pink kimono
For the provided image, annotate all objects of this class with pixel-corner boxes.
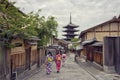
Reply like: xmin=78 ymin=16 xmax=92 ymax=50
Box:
xmin=55 ymin=54 xmax=62 ymax=73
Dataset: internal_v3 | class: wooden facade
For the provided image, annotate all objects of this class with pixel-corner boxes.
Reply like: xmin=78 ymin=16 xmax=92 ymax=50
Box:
xmin=10 ymin=37 xmax=26 ymax=74
xmin=80 ymin=16 xmax=120 ymax=41
xmin=53 ymin=37 xmax=59 ymax=45
xmin=24 ymin=36 xmax=40 ymax=70
xmin=0 ymin=1 xmax=47 ymax=79
xmin=93 ymin=46 xmax=103 ymax=66
xmin=0 ymin=36 xmax=47 ymax=79
xmin=79 ymin=16 xmax=120 ymax=68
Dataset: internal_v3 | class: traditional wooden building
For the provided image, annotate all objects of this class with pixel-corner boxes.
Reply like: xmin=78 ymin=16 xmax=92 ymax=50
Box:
xmin=48 ymin=37 xmax=69 ymax=54
xmin=79 ymin=16 xmax=120 ymax=73
xmin=53 ymin=37 xmax=59 ymax=45
xmin=0 ymin=1 xmax=47 ymax=79
xmin=8 ymin=35 xmax=41 ymax=79
xmin=63 ymin=14 xmax=79 ymax=41
xmin=10 ymin=36 xmax=26 ymax=75
xmin=58 ymin=39 xmax=69 ymax=53
xmin=24 ymin=36 xmax=40 ymax=70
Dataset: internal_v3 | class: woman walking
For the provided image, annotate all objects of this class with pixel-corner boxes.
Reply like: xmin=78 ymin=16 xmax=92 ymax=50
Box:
xmin=55 ymin=51 xmax=62 ymax=73
xmin=45 ymin=52 xmax=53 ymax=75
xmin=62 ymin=53 xmax=67 ymax=66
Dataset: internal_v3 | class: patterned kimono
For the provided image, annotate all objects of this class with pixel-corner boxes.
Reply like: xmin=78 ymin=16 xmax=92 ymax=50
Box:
xmin=46 ymin=55 xmax=53 ymax=74
xmin=62 ymin=53 xmax=67 ymax=66
xmin=55 ymin=54 xmax=62 ymax=73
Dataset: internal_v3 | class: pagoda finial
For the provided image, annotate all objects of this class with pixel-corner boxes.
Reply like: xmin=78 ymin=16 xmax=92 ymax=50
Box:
xmin=70 ymin=12 xmax=72 ymax=24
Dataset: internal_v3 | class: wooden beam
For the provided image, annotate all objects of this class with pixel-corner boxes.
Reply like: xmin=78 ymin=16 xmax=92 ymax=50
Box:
xmin=118 ymin=22 xmax=119 ymax=36
xmin=109 ymin=23 xmax=111 ymax=36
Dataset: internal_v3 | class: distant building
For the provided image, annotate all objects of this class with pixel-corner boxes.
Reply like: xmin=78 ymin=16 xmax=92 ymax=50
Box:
xmin=63 ymin=13 xmax=79 ymax=41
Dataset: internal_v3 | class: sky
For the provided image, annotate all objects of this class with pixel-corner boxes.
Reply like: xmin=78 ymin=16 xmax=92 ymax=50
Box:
xmin=9 ymin=0 xmax=120 ymax=39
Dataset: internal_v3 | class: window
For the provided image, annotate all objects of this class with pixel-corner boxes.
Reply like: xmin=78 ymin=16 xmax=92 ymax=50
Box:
xmin=15 ymin=43 xmax=22 ymax=47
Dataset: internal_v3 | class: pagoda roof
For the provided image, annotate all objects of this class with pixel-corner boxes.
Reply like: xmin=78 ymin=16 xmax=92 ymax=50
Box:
xmin=63 ymin=23 xmax=79 ymax=28
xmin=63 ymin=29 xmax=79 ymax=32
xmin=63 ymin=38 xmax=71 ymax=41
xmin=63 ymin=13 xmax=79 ymax=29
xmin=63 ymin=34 xmax=78 ymax=36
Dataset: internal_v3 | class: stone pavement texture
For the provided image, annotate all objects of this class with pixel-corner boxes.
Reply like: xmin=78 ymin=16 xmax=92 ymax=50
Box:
xmin=24 ymin=53 xmax=120 ymax=80
xmin=76 ymin=56 xmax=120 ymax=80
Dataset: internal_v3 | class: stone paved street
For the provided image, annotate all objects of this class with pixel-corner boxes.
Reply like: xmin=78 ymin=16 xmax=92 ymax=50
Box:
xmin=25 ymin=53 xmax=120 ymax=80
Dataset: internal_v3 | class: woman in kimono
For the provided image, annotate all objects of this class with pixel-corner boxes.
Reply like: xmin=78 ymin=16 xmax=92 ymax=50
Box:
xmin=45 ymin=52 xmax=53 ymax=75
xmin=62 ymin=53 xmax=67 ymax=66
xmin=55 ymin=51 xmax=62 ymax=73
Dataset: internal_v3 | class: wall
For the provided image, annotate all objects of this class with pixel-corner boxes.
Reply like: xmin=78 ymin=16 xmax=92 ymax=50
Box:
xmin=84 ymin=22 xmax=120 ymax=41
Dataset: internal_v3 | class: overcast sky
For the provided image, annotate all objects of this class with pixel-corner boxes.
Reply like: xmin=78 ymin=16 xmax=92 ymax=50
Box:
xmin=10 ymin=0 xmax=120 ymax=39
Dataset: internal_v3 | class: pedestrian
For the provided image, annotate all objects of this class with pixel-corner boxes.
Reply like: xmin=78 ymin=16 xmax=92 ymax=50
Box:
xmin=55 ymin=51 xmax=62 ymax=73
xmin=45 ymin=51 xmax=53 ymax=75
xmin=62 ymin=53 xmax=67 ymax=66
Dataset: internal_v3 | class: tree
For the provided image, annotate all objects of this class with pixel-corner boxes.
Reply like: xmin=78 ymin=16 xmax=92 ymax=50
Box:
xmin=22 ymin=10 xmax=58 ymax=46
xmin=15 ymin=9 xmax=58 ymax=46
xmin=70 ymin=38 xmax=80 ymax=50
xmin=0 ymin=1 xmax=28 ymax=39
xmin=37 ymin=16 xmax=58 ymax=46
xmin=0 ymin=0 xmax=58 ymax=47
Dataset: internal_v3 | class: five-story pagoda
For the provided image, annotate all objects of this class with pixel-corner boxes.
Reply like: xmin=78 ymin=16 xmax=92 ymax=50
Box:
xmin=63 ymin=14 xmax=79 ymax=41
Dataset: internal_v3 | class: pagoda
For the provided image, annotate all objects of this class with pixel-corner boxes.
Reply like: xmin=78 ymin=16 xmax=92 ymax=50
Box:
xmin=63 ymin=14 xmax=79 ymax=41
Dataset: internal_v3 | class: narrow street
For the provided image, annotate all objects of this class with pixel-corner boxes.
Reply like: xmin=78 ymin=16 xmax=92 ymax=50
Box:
xmin=25 ymin=53 xmax=98 ymax=80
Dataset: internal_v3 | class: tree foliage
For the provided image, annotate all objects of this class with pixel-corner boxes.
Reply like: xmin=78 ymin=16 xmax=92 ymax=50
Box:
xmin=70 ymin=38 xmax=79 ymax=49
xmin=26 ymin=11 xmax=58 ymax=46
xmin=0 ymin=0 xmax=28 ymax=38
xmin=0 ymin=0 xmax=58 ymax=47
xmin=37 ymin=16 xmax=58 ymax=46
